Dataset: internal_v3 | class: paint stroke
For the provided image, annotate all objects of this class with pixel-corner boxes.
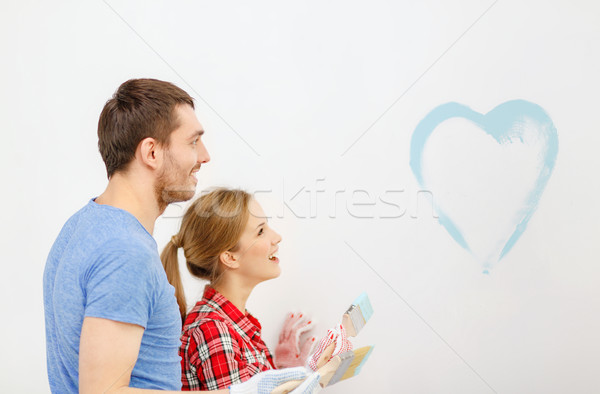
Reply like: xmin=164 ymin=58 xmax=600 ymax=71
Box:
xmin=410 ymin=100 xmax=558 ymax=271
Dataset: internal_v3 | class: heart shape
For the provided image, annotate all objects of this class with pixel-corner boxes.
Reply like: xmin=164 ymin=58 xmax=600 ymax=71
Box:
xmin=410 ymin=100 xmax=558 ymax=272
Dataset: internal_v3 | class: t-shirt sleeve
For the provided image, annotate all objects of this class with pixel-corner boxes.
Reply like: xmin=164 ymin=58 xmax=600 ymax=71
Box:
xmin=188 ymin=320 xmax=248 ymax=390
xmin=82 ymin=242 xmax=156 ymax=328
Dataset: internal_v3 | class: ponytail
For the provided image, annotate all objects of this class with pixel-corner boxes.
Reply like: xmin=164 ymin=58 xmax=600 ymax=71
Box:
xmin=161 ymin=236 xmax=187 ymax=323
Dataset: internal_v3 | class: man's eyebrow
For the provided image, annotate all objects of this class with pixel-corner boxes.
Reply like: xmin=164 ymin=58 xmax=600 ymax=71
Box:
xmin=190 ymin=130 xmax=204 ymax=138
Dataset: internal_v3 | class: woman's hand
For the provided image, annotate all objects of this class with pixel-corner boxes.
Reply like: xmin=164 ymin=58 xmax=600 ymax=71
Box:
xmin=274 ymin=313 xmax=316 ymax=368
xmin=307 ymin=324 xmax=353 ymax=371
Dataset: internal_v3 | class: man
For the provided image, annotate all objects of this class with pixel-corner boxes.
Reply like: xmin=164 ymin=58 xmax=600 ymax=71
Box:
xmin=43 ymin=79 xmax=318 ymax=393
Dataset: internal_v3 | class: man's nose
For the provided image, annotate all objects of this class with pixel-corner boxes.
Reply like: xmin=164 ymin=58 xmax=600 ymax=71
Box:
xmin=197 ymin=141 xmax=210 ymax=164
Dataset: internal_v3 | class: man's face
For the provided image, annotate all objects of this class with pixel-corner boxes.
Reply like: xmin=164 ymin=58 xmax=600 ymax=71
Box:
xmin=155 ymin=104 xmax=210 ymax=208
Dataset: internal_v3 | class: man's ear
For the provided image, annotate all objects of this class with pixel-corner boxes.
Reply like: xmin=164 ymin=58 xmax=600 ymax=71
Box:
xmin=219 ymin=251 xmax=240 ymax=270
xmin=137 ymin=137 xmax=162 ymax=170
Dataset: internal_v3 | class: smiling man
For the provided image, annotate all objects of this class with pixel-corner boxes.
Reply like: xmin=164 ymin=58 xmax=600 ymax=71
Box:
xmin=43 ymin=79 xmax=318 ymax=393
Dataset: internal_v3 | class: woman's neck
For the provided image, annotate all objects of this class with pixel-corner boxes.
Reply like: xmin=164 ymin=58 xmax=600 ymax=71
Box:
xmin=213 ymin=277 xmax=255 ymax=314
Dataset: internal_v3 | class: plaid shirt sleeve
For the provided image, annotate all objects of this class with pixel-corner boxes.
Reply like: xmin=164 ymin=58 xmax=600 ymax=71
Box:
xmin=183 ymin=319 xmax=249 ymax=390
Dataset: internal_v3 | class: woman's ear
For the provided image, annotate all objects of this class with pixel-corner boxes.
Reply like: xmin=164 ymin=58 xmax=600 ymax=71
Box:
xmin=219 ymin=251 xmax=240 ymax=270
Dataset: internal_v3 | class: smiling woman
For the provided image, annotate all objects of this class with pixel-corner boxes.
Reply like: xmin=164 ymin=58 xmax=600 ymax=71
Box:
xmin=160 ymin=188 xmax=283 ymax=390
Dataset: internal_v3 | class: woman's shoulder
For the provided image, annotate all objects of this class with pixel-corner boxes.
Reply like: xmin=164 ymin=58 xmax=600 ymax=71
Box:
xmin=182 ymin=300 xmax=233 ymax=335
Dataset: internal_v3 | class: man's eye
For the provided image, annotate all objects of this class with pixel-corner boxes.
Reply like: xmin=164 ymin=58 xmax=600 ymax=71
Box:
xmin=192 ymin=138 xmax=198 ymax=145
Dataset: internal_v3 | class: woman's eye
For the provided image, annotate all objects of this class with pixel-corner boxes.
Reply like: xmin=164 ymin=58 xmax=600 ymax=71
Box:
xmin=258 ymin=228 xmax=264 ymax=236
xmin=192 ymin=138 xmax=198 ymax=145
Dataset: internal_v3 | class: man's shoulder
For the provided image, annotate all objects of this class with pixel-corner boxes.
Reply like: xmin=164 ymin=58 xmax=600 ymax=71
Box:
xmin=81 ymin=200 xmax=149 ymax=236
xmin=57 ymin=199 xmax=134 ymax=233
xmin=59 ymin=200 xmax=153 ymax=254
xmin=48 ymin=200 xmax=159 ymax=283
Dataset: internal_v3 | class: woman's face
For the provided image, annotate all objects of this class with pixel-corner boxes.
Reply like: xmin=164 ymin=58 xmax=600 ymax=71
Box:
xmin=232 ymin=199 xmax=282 ymax=285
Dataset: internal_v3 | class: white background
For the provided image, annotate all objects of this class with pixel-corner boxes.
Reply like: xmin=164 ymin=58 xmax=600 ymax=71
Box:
xmin=1 ymin=1 xmax=600 ymax=393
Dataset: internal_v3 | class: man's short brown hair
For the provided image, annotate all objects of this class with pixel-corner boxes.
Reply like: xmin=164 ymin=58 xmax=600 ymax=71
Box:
xmin=98 ymin=78 xmax=195 ymax=178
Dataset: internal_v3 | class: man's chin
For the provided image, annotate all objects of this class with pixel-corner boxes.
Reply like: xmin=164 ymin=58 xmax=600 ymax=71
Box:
xmin=160 ymin=189 xmax=196 ymax=204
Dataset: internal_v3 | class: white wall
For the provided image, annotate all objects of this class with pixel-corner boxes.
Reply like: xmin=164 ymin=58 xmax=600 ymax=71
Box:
xmin=2 ymin=0 xmax=600 ymax=392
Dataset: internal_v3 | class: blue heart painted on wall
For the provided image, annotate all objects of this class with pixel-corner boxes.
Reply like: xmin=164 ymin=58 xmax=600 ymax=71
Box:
xmin=410 ymin=100 xmax=558 ymax=272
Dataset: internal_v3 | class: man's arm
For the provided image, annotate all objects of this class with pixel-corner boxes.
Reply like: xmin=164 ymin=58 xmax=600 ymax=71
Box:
xmin=79 ymin=317 xmax=228 ymax=394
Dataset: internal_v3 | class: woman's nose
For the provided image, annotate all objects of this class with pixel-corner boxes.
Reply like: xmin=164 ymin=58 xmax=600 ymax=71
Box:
xmin=273 ymin=230 xmax=282 ymax=244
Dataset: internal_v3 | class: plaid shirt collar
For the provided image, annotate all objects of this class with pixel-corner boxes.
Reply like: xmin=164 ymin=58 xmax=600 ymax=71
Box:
xmin=202 ymin=285 xmax=263 ymax=343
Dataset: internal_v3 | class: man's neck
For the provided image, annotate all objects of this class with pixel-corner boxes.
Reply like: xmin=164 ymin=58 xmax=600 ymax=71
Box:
xmin=95 ymin=172 xmax=162 ymax=235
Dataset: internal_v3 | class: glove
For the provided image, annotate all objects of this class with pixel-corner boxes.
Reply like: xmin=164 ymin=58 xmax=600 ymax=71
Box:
xmin=291 ymin=370 xmax=321 ymax=394
xmin=275 ymin=313 xmax=316 ymax=368
xmin=229 ymin=367 xmax=320 ymax=394
xmin=307 ymin=323 xmax=353 ymax=371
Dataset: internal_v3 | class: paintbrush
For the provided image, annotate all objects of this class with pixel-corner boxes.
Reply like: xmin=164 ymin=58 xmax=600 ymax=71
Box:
xmin=342 ymin=292 xmax=374 ymax=337
xmin=321 ymin=346 xmax=374 ymax=387
xmin=312 ymin=292 xmax=374 ymax=370
xmin=270 ymin=346 xmax=375 ymax=394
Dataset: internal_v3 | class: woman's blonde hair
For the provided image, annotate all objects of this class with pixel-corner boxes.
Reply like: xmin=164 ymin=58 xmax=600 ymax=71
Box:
xmin=161 ymin=188 xmax=252 ymax=322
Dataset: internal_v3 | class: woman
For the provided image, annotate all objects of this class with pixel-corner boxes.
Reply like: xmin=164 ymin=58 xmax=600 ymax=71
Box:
xmin=162 ymin=188 xmax=352 ymax=391
xmin=161 ymin=188 xmax=284 ymax=390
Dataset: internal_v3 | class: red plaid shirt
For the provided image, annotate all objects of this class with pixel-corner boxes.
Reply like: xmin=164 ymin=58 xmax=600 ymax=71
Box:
xmin=180 ymin=286 xmax=275 ymax=390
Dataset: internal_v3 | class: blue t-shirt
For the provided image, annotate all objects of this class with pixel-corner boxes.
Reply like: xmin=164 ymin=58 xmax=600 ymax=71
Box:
xmin=43 ymin=199 xmax=182 ymax=393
